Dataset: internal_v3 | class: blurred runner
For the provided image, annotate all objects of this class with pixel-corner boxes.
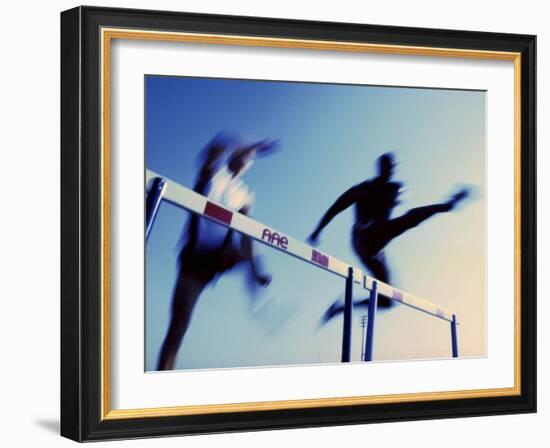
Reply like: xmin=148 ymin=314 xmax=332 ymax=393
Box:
xmin=308 ymin=153 xmax=469 ymax=323
xmin=157 ymin=133 xmax=278 ymax=370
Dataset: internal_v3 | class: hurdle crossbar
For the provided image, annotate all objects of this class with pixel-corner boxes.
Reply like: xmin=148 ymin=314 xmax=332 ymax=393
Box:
xmin=146 ymin=169 xmax=459 ymax=360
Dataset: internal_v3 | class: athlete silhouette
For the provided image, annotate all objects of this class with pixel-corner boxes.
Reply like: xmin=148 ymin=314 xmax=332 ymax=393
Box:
xmin=307 ymin=153 xmax=469 ymax=323
xmin=156 ymin=133 xmax=278 ymax=371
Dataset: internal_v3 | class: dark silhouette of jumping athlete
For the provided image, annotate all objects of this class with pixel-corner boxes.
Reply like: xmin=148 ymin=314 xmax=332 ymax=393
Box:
xmin=307 ymin=152 xmax=469 ymax=323
xmin=157 ymin=134 xmax=277 ymax=371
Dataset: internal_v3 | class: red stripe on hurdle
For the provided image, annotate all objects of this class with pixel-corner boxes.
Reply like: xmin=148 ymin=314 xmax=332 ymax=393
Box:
xmin=311 ymin=249 xmax=329 ymax=268
xmin=204 ymin=201 xmax=233 ymax=225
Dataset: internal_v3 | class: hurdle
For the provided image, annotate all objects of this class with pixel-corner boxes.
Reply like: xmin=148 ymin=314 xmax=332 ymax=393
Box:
xmin=145 ymin=169 xmax=460 ymax=362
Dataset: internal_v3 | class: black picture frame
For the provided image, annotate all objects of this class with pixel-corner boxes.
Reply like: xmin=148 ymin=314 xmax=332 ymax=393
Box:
xmin=61 ymin=5 xmax=536 ymax=442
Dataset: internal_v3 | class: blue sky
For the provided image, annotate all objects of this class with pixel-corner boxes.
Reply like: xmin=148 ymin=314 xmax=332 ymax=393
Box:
xmin=145 ymin=75 xmax=486 ymax=371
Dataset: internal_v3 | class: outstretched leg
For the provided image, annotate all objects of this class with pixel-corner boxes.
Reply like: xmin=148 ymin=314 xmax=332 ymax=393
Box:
xmin=156 ymin=268 xmax=212 ymax=371
xmin=388 ymin=189 xmax=469 ymax=240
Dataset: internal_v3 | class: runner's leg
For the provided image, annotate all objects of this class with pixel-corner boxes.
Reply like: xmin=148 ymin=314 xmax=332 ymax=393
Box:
xmin=362 ymin=254 xmax=394 ymax=308
xmin=156 ymin=268 xmax=212 ymax=370
xmin=321 ymin=252 xmax=393 ymax=324
xmin=388 ymin=203 xmax=451 ymax=240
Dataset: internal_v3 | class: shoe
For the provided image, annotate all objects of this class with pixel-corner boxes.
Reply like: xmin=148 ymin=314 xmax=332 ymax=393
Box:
xmin=448 ymin=188 xmax=469 ymax=209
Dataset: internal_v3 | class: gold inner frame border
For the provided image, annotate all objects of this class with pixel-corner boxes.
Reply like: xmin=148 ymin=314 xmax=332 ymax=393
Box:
xmin=99 ymin=27 xmax=522 ymax=421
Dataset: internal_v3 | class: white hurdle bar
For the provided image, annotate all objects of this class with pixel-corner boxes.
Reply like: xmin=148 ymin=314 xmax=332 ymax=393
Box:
xmin=146 ymin=169 xmax=460 ymax=361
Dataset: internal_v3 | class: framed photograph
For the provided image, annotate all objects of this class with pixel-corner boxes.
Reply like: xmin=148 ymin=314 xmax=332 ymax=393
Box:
xmin=60 ymin=6 xmax=536 ymax=441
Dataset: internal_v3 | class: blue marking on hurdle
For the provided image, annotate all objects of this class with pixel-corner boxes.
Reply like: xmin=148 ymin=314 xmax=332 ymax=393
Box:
xmin=341 ymin=267 xmax=354 ymax=362
xmin=451 ymin=314 xmax=459 ymax=358
xmin=145 ymin=177 xmax=167 ymax=241
xmin=364 ymin=280 xmax=379 ymax=362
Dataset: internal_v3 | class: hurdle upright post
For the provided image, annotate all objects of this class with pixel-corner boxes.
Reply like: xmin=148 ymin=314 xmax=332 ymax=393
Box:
xmin=364 ymin=280 xmax=379 ymax=362
xmin=145 ymin=177 xmax=167 ymax=241
xmin=451 ymin=314 xmax=459 ymax=358
xmin=341 ymin=267 xmax=354 ymax=362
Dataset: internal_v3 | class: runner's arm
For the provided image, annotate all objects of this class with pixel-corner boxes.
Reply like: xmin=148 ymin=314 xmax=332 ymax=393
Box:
xmin=185 ymin=144 xmax=226 ymax=250
xmin=308 ymin=186 xmax=359 ymax=244
xmin=193 ymin=144 xmax=225 ymax=194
